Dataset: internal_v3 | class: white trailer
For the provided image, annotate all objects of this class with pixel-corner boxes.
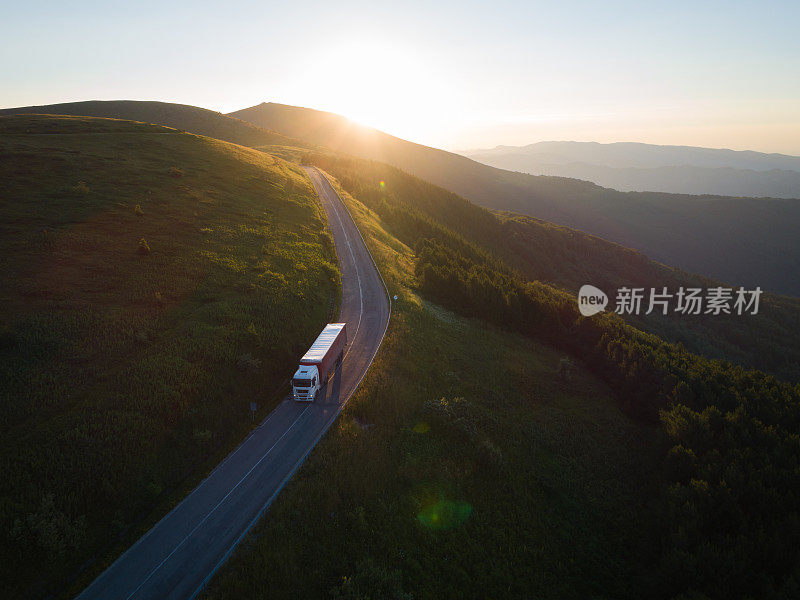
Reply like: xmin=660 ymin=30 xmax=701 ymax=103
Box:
xmin=292 ymin=323 xmax=347 ymax=401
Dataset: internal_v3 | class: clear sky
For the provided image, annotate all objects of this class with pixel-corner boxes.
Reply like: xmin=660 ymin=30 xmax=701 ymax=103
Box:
xmin=2 ymin=0 xmax=798 ymax=153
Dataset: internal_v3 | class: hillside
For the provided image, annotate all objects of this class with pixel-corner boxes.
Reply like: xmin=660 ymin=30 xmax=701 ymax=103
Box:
xmin=230 ymin=102 xmax=800 ymax=296
xmin=202 ymin=166 xmax=659 ymax=600
xmin=203 ymin=157 xmax=800 ymax=599
xmin=304 ymin=152 xmax=800 ymax=383
xmin=0 ymin=100 xmax=305 ymax=149
xmin=0 ymin=115 xmax=338 ymax=598
xmin=462 ymin=141 xmax=800 ymax=198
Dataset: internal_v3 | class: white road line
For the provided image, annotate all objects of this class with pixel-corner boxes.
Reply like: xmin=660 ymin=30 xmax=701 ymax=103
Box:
xmin=186 ymin=167 xmax=379 ymax=599
xmin=124 ymin=404 xmax=312 ymax=600
xmin=90 ymin=166 xmax=388 ymax=600
xmin=314 ymin=168 xmax=363 ymax=362
xmin=129 ymin=169 xmax=361 ymax=600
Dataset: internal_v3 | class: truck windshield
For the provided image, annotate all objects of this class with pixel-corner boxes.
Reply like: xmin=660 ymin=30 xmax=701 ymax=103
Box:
xmin=293 ymin=378 xmax=311 ymax=388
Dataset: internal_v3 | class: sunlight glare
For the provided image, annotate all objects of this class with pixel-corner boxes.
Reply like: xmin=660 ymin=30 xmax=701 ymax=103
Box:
xmin=298 ymin=39 xmax=460 ymax=144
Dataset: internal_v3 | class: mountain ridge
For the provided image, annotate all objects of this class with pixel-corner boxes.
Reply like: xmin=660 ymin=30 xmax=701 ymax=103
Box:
xmin=0 ymin=100 xmax=305 ymax=149
xmin=462 ymin=140 xmax=800 ymax=198
xmin=231 ymin=102 xmax=800 ymax=296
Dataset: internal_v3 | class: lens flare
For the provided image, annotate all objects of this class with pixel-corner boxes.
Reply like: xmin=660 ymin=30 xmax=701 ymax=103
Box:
xmin=417 ymin=499 xmax=472 ymax=530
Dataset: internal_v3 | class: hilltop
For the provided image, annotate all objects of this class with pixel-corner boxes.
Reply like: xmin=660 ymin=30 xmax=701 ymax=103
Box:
xmin=0 ymin=100 xmax=304 ymax=149
xmin=231 ymin=102 xmax=800 ymax=296
xmin=4 ymin=99 xmax=797 ymax=294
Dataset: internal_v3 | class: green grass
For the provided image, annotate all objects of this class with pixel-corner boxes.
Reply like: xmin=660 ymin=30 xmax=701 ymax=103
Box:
xmin=202 ymin=174 xmax=658 ymax=599
xmin=231 ymin=101 xmax=800 ymax=297
xmin=305 ymin=152 xmax=800 ymax=383
xmin=0 ymin=115 xmax=339 ymax=598
xmin=0 ymin=100 xmax=306 ymax=148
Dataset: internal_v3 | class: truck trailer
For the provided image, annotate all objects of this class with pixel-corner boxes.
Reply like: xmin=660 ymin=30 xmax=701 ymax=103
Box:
xmin=292 ymin=323 xmax=347 ymax=401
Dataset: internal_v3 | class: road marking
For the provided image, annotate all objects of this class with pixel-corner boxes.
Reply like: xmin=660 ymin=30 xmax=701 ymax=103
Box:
xmin=313 ymin=168 xmax=363 ymax=362
xmin=129 ymin=169 xmax=361 ymax=600
xmin=187 ymin=168 xmax=386 ymax=599
xmin=123 ymin=404 xmax=312 ymax=600
xmin=83 ymin=166 xmax=390 ymax=600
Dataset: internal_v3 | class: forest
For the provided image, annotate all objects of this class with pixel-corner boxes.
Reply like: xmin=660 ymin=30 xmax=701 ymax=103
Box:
xmin=306 ymin=152 xmax=800 ymax=598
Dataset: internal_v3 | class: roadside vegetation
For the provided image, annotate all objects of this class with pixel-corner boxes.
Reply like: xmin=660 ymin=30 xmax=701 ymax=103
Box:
xmin=203 ymin=173 xmax=658 ymax=599
xmin=306 ymin=153 xmax=800 ymax=383
xmin=305 ymin=159 xmax=800 ymax=598
xmin=206 ymin=157 xmax=800 ymax=598
xmin=0 ymin=115 xmax=339 ymax=598
xmin=231 ymin=101 xmax=800 ymax=297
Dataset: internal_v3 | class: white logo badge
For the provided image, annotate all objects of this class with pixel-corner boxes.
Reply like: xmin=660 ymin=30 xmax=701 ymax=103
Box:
xmin=578 ymin=284 xmax=608 ymax=317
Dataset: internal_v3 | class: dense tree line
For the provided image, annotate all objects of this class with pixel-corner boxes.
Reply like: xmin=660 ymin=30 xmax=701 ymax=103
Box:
xmin=414 ymin=237 xmax=800 ymax=598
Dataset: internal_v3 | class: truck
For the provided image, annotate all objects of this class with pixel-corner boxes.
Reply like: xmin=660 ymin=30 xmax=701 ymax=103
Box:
xmin=292 ymin=323 xmax=347 ymax=402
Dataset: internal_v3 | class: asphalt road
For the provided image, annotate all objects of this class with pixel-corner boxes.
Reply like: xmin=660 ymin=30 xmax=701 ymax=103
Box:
xmin=76 ymin=166 xmax=390 ymax=599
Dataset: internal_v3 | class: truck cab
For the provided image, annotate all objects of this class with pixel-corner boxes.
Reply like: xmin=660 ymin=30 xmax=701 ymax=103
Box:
xmin=292 ymin=365 xmax=320 ymax=401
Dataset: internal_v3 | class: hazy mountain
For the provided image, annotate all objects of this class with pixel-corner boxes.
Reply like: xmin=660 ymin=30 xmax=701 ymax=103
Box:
xmin=462 ymin=141 xmax=800 ymax=198
xmin=0 ymin=100 xmax=301 ymax=148
xmin=464 ymin=141 xmax=800 ymax=170
xmin=231 ymin=103 xmax=800 ymax=296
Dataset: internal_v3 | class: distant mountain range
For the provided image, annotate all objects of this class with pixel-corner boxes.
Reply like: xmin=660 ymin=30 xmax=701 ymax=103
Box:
xmin=462 ymin=141 xmax=800 ymax=198
xmin=3 ymin=100 xmax=800 ymax=296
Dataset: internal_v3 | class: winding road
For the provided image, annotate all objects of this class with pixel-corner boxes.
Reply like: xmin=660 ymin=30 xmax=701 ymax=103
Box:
xmin=76 ymin=167 xmax=390 ymax=599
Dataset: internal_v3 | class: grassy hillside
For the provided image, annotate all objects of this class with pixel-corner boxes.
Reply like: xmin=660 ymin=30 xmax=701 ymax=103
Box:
xmin=0 ymin=115 xmax=338 ymax=598
xmin=0 ymin=100 xmax=306 ymax=149
xmin=204 ymin=164 xmax=800 ymax=599
xmin=231 ymin=102 xmax=800 ymax=296
xmin=304 ymin=153 xmax=800 ymax=383
xmin=202 ymin=172 xmax=658 ymax=600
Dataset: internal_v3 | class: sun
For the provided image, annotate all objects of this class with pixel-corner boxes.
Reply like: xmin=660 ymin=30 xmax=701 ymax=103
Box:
xmin=295 ymin=39 xmax=457 ymax=145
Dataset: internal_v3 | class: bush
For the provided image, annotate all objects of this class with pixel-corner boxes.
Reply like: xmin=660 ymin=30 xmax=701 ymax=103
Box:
xmin=193 ymin=429 xmax=212 ymax=444
xmin=330 ymin=558 xmax=412 ymax=600
xmin=236 ymin=353 xmax=261 ymax=372
xmin=168 ymin=166 xmax=184 ymax=178
xmin=412 ymin=235 xmax=800 ymax=597
xmin=73 ymin=181 xmax=90 ymax=195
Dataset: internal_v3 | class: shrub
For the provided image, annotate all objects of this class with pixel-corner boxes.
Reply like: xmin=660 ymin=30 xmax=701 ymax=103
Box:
xmin=137 ymin=238 xmax=150 ymax=255
xmin=193 ymin=429 xmax=212 ymax=444
xmin=237 ymin=353 xmax=261 ymax=372
xmin=73 ymin=181 xmax=90 ymax=195
xmin=557 ymin=357 xmax=573 ymax=381
xmin=168 ymin=166 xmax=184 ymax=178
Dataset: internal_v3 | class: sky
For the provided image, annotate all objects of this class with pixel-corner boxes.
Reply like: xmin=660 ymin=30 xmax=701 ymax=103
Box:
xmin=2 ymin=0 xmax=799 ymax=153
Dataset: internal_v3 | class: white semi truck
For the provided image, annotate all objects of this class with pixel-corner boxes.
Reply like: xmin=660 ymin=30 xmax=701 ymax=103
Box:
xmin=292 ymin=323 xmax=348 ymax=401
